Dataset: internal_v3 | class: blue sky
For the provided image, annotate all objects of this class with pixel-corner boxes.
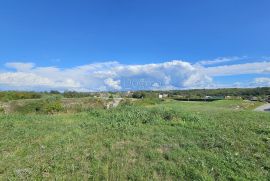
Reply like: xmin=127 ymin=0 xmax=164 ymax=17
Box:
xmin=0 ymin=0 xmax=270 ymax=91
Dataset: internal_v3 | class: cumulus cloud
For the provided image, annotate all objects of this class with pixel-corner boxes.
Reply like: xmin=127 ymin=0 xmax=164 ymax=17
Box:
xmin=0 ymin=72 xmax=52 ymax=86
xmin=0 ymin=72 xmax=81 ymax=90
xmin=1 ymin=58 xmax=269 ymax=91
xmin=104 ymin=78 xmax=121 ymax=90
xmin=0 ymin=60 xmax=212 ymax=91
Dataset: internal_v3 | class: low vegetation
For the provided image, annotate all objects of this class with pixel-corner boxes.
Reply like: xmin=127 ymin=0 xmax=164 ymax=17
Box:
xmin=0 ymin=91 xmax=42 ymax=102
xmin=0 ymin=97 xmax=109 ymax=114
xmin=0 ymin=97 xmax=269 ymax=180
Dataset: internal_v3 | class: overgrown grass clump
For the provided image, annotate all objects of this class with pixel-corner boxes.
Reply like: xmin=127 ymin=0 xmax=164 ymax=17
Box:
xmin=3 ymin=96 xmax=107 ymax=114
xmin=10 ymin=96 xmax=63 ymax=114
xmin=0 ymin=100 xmax=269 ymax=180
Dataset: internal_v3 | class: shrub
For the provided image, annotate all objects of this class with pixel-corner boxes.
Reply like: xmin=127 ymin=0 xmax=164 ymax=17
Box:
xmin=41 ymin=96 xmax=63 ymax=114
xmin=0 ymin=106 xmax=4 ymax=113
xmin=150 ymin=108 xmax=179 ymax=121
xmin=0 ymin=91 xmax=42 ymax=101
xmin=13 ymin=101 xmax=44 ymax=114
xmin=11 ymin=96 xmax=63 ymax=114
xmin=119 ymin=99 xmax=133 ymax=106
xmin=132 ymin=92 xmax=145 ymax=99
xmin=43 ymin=101 xmax=63 ymax=114
xmin=49 ymin=90 xmax=61 ymax=94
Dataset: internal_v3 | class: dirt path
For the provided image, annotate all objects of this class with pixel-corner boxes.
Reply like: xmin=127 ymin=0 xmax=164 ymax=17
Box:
xmin=254 ymin=103 xmax=270 ymax=112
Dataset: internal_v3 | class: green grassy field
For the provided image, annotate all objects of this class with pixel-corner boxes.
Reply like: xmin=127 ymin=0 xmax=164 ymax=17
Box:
xmin=0 ymin=99 xmax=269 ymax=180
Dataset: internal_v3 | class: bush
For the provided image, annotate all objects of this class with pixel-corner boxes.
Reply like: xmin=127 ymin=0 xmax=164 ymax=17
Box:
xmin=150 ymin=108 xmax=179 ymax=121
xmin=49 ymin=90 xmax=61 ymax=94
xmin=119 ymin=99 xmax=133 ymax=106
xmin=132 ymin=92 xmax=145 ymax=99
xmin=41 ymin=96 xmax=63 ymax=114
xmin=0 ymin=91 xmax=42 ymax=101
xmin=13 ymin=101 xmax=44 ymax=114
xmin=109 ymin=95 xmax=114 ymax=99
xmin=0 ymin=107 xmax=4 ymax=113
xmin=12 ymin=96 xmax=63 ymax=114
xmin=43 ymin=101 xmax=63 ymax=114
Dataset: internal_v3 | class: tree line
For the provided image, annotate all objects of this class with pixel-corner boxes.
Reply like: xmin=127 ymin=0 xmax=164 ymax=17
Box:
xmin=0 ymin=87 xmax=269 ymax=101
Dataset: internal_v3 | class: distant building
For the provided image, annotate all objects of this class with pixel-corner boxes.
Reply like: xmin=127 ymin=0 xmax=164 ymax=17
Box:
xmin=205 ymin=96 xmax=225 ymax=100
xmin=225 ymin=96 xmax=242 ymax=100
xmin=250 ymin=96 xmax=258 ymax=101
xmin=159 ymin=93 xmax=168 ymax=99
xmin=123 ymin=91 xmax=133 ymax=97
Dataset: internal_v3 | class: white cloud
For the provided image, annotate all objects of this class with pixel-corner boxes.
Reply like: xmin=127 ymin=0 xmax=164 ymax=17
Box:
xmin=204 ymin=61 xmax=270 ymax=76
xmin=5 ymin=62 xmax=35 ymax=72
xmin=197 ymin=56 xmax=247 ymax=66
xmin=1 ymin=58 xmax=269 ymax=91
xmin=0 ymin=72 xmax=52 ymax=86
xmin=0 ymin=72 xmax=81 ymax=90
xmin=104 ymin=78 xmax=121 ymax=90
xmin=0 ymin=60 xmax=212 ymax=91
xmin=183 ymin=73 xmax=213 ymax=88
xmin=262 ymin=67 xmax=270 ymax=73
xmin=251 ymin=77 xmax=270 ymax=87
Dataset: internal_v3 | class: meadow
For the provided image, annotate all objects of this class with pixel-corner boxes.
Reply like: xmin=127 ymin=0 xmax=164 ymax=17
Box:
xmin=0 ymin=99 xmax=270 ymax=180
